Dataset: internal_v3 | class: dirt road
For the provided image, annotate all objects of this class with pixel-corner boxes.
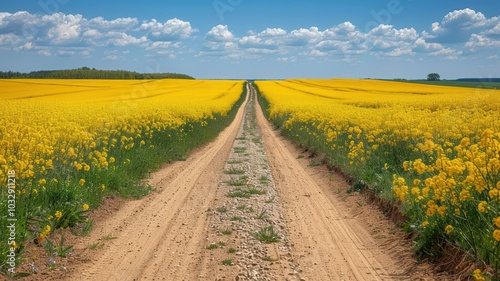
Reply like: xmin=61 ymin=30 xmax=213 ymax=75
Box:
xmin=58 ymin=84 xmax=443 ymax=280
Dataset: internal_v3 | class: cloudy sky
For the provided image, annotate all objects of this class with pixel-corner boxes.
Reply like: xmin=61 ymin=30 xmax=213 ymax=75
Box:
xmin=0 ymin=0 xmax=499 ymax=79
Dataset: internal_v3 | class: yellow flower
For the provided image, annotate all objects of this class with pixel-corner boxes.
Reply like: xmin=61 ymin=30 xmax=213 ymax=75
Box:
xmin=493 ymin=217 xmax=500 ymax=228
xmin=494 ymin=230 xmax=500 ymax=242
xmin=47 ymin=215 xmax=53 ymax=220
xmin=445 ymin=225 xmax=454 ymax=235
xmin=437 ymin=206 xmax=447 ymax=217
xmin=79 ymin=178 xmax=85 ymax=186
xmin=84 ymin=164 xmax=90 ymax=171
xmin=422 ymin=221 xmax=429 ymax=228
xmin=38 ymin=225 xmax=51 ymax=240
xmin=472 ymin=269 xmax=485 ymax=281
xmin=478 ymin=201 xmax=489 ymax=213
xmin=82 ymin=203 xmax=89 ymax=211
xmin=75 ymin=163 xmax=83 ymax=171
xmin=55 ymin=211 xmax=62 ymax=219
xmin=459 ymin=189 xmax=471 ymax=202
xmin=489 ymin=188 xmax=499 ymax=200
xmin=411 ymin=187 xmax=420 ymax=196
xmin=38 ymin=178 xmax=46 ymax=185
xmin=101 ymin=184 xmax=106 ymax=192
xmin=45 ymin=159 xmax=54 ymax=170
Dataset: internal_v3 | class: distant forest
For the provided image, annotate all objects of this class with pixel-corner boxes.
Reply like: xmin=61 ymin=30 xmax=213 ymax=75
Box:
xmin=0 ymin=67 xmax=195 ymax=80
xmin=456 ymin=78 xmax=500 ymax=82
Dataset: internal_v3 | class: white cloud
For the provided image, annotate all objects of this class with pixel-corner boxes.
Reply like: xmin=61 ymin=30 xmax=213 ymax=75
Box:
xmin=0 ymin=11 xmax=197 ymax=59
xmin=107 ymin=32 xmax=147 ymax=46
xmin=88 ymin=17 xmax=138 ymax=31
xmin=423 ymin=8 xmax=499 ymax=44
xmin=413 ymin=38 xmax=461 ymax=59
xmin=46 ymin=13 xmax=83 ymax=45
xmin=323 ymin=22 xmax=357 ymax=37
xmin=56 ymin=48 xmax=91 ymax=58
xmin=201 ymin=20 xmax=477 ymax=60
xmin=464 ymin=21 xmax=500 ymax=52
xmin=465 ymin=34 xmax=500 ymax=51
xmin=365 ymin=25 xmax=418 ymax=57
xmin=259 ymin=28 xmax=287 ymax=37
xmin=310 ymin=50 xmax=328 ymax=57
xmin=0 ymin=11 xmax=38 ymax=36
xmin=82 ymin=29 xmax=102 ymax=39
xmin=146 ymin=41 xmax=172 ymax=50
xmin=385 ymin=48 xmax=414 ymax=57
xmin=140 ymin=18 xmax=197 ymax=41
xmin=238 ymin=35 xmax=279 ymax=49
xmin=0 ymin=8 xmax=497 ymax=64
xmin=0 ymin=33 xmax=21 ymax=47
xmin=205 ymin=25 xmax=235 ymax=42
xmin=485 ymin=23 xmax=500 ymax=38
xmin=287 ymin=27 xmax=322 ymax=46
xmin=37 ymin=49 xmax=51 ymax=56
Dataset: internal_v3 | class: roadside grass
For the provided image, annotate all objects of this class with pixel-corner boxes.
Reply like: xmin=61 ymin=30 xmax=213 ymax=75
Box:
xmin=207 ymin=241 xmax=226 ymax=250
xmin=224 ymin=167 xmax=246 ymax=175
xmin=226 ymin=188 xmax=251 ymax=198
xmin=230 ymin=216 xmax=242 ymax=222
xmin=226 ymin=187 xmax=265 ymax=198
xmin=224 ymin=176 xmax=248 ymax=186
xmin=255 ymin=209 xmax=268 ymax=220
xmin=88 ymin=241 xmax=105 ymax=250
xmin=252 ymin=226 xmax=280 ymax=243
xmin=259 ymin=175 xmax=269 ymax=184
xmin=216 ymin=206 xmax=228 ymax=213
xmin=233 ymin=146 xmax=247 ymax=153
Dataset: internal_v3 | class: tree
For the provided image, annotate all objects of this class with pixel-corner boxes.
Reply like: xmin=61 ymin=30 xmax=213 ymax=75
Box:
xmin=427 ymin=73 xmax=441 ymax=81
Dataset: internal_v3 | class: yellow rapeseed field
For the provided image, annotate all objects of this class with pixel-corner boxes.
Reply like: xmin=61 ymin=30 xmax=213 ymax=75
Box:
xmin=0 ymin=78 xmax=245 ymax=268
xmin=1 ymin=79 xmax=243 ymax=182
xmin=256 ymin=79 xmax=500 ymax=276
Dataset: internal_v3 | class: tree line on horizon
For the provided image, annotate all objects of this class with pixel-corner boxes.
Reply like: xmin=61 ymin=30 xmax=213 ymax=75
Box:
xmin=0 ymin=67 xmax=195 ymax=80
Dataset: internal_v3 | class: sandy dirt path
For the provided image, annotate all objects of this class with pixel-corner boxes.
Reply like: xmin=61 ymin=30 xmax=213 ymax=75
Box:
xmin=254 ymin=85 xmax=401 ymax=280
xmin=55 ymin=83 xmax=445 ymax=281
xmin=63 ymin=87 xmax=249 ymax=281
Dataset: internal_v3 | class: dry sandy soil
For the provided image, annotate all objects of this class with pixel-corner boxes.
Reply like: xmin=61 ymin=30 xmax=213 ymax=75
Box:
xmin=17 ymin=84 xmax=455 ymax=280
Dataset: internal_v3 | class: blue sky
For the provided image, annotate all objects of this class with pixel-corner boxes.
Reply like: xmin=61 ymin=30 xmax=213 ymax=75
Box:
xmin=0 ymin=0 xmax=499 ymax=79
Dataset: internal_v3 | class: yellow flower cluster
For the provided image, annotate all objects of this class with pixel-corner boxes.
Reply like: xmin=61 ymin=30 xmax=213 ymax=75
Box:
xmin=38 ymin=225 xmax=51 ymax=241
xmin=473 ymin=269 xmax=486 ymax=281
xmin=0 ymin=78 xmax=243 ymax=187
xmin=0 ymin=78 xmax=244 ymax=258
